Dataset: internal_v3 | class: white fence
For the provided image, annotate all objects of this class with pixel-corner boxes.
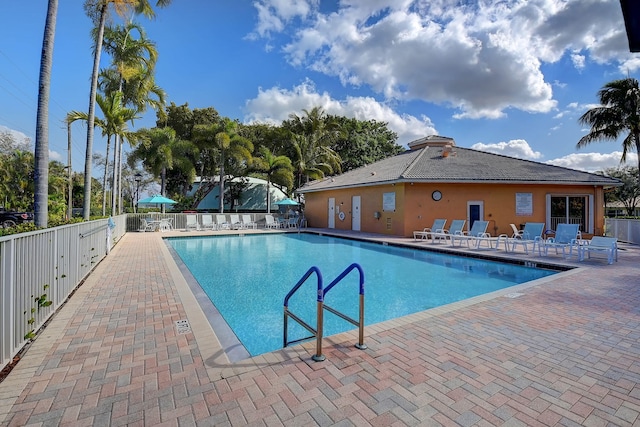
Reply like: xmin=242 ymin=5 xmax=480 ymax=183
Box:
xmin=0 ymin=216 xmax=127 ymax=371
xmin=605 ymin=218 xmax=640 ymax=244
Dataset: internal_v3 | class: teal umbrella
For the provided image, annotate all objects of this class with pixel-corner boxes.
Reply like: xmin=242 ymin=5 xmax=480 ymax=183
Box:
xmin=137 ymin=194 xmax=177 ymax=205
xmin=275 ymin=198 xmax=299 ymax=205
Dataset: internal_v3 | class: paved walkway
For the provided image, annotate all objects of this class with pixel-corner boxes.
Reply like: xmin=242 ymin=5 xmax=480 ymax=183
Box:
xmin=1 ymin=229 xmax=639 ymax=426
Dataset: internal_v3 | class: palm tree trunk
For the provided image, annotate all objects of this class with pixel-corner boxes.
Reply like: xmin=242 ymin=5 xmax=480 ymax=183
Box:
xmin=219 ymin=152 xmax=225 ymax=213
xmin=102 ymin=136 xmax=111 ymax=216
xmin=83 ymin=2 xmax=107 ymax=220
xmin=111 ymin=134 xmax=120 ymax=216
xmin=34 ymin=0 xmax=58 ymax=227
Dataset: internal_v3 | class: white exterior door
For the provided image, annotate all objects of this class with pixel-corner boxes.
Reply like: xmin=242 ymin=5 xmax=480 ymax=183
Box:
xmin=328 ymin=198 xmax=335 ymax=228
xmin=352 ymin=196 xmax=361 ymax=231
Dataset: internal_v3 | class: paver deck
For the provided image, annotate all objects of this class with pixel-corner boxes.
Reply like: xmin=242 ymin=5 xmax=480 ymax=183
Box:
xmin=1 ymin=229 xmax=639 ymax=426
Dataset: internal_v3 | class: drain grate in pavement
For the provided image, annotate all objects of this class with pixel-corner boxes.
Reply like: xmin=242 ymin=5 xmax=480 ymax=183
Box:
xmin=175 ymin=319 xmax=192 ymax=334
xmin=504 ymin=292 xmax=524 ymax=298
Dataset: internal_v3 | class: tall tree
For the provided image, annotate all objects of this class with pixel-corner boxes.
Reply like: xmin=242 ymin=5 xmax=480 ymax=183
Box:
xmin=129 ymin=127 xmax=196 ymax=210
xmin=283 ymin=107 xmax=344 ymax=189
xmin=578 ymin=77 xmax=640 ymax=184
xmin=34 ymin=0 xmax=58 ymax=227
xmin=100 ymin=22 xmax=165 ymax=214
xmin=82 ymin=0 xmax=171 ymax=220
xmin=253 ymin=146 xmax=293 ymax=212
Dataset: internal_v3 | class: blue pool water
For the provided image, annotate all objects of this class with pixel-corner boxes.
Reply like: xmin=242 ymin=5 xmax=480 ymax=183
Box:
xmin=167 ymin=233 xmax=556 ymax=357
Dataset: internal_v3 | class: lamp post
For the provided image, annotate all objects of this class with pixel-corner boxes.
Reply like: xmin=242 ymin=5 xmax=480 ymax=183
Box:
xmin=134 ymin=173 xmax=142 ymax=214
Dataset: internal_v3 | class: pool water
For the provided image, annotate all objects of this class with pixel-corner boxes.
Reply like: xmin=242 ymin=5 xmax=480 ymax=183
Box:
xmin=167 ymin=233 xmax=556 ymax=357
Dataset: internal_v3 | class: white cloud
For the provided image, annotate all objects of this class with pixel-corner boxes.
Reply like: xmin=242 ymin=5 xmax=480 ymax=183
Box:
xmin=243 ymin=80 xmax=437 ymax=146
xmin=470 ymin=139 xmax=543 ymax=160
xmin=252 ymin=0 xmax=629 ymax=120
xmin=546 ymin=151 xmax=637 ymax=172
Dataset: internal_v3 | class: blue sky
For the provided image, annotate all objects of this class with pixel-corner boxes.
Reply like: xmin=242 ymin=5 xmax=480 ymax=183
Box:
xmin=1 ymin=0 xmax=639 ymax=178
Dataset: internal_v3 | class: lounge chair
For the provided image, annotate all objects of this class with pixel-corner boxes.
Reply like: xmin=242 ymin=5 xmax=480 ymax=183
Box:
xmin=450 ymin=220 xmax=490 ymax=248
xmin=540 ymin=223 xmax=581 ymax=258
xmin=430 ymin=219 xmax=466 ymax=244
xmin=201 ymin=214 xmax=215 ymax=230
xmin=185 ymin=214 xmax=200 ymax=231
xmin=507 ymin=222 xmax=545 ymax=254
xmin=242 ymin=214 xmax=257 ymax=229
xmin=579 ymin=236 xmax=618 ymax=264
xmin=140 ymin=218 xmax=156 ymax=232
xmin=216 ymin=214 xmax=230 ymax=230
xmin=413 ymin=219 xmax=447 ymax=241
xmin=264 ymin=214 xmax=279 ymax=229
xmin=510 ymin=223 xmax=523 ymax=238
xmin=229 ymin=214 xmax=243 ymax=229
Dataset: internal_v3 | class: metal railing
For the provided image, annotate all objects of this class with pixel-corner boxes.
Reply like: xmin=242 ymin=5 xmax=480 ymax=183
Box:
xmin=283 ymin=263 xmax=366 ymax=362
xmin=0 ymin=215 xmax=126 ymax=371
xmin=605 ymin=218 xmax=640 ymax=244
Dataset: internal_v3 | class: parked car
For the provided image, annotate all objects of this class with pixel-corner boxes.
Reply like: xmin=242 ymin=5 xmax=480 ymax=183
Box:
xmin=0 ymin=206 xmax=34 ymax=228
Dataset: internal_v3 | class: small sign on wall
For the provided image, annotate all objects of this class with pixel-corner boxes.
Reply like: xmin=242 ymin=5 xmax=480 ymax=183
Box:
xmin=383 ymin=192 xmax=396 ymax=212
xmin=515 ymin=193 xmax=533 ymax=216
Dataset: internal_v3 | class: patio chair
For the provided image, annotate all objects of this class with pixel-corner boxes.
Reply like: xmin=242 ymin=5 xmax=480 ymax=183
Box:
xmin=158 ymin=217 xmax=173 ymax=232
xmin=579 ymin=236 xmax=618 ymax=264
xmin=241 ymin=214 xmax=257 ymax=229
xmin=216 ymin=214 xmax=231 ymax=230
xmin=430 ymin=219 xmax=466 ymax=244
xmin=413 ymin=219 xmax=447 ymax=241
xmin=201 ymin=214 xmax=215 ymax=230
xmin=450 ymin=220 xmax=490 ymax=248
xmin=507 ymin=222 xmax=545 ymax=254
xmin=264 ymin=214 xmax=279 ymax=229
xmin=510 ymin=223 xmax=523 ymax=238
xmin=185 ymin=214 xmax=200 ymax=231
xmin=139 ymin=218 xmax=156 ymax=232
xmin=229 ymin=214 xmax=243 ymax=229
xmin=540 ymin=223 xmax=581 ymax=258
xmin=287 ymin=217 xmax=299 ymax=228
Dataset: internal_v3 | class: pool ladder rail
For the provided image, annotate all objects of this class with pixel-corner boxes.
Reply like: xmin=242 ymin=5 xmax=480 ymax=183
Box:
xmin=283 ymin=263 xmax=367 ymax=362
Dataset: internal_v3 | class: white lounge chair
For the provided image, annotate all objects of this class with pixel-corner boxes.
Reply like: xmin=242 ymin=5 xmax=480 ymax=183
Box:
xmin=216 ymin=214 xmax=230 ymax=230
xmin=507 ymin=222 xmax=545 ymax=254
xmin=201 ymin=214 xmax=215 ymax=230
xmin=450 ymin=220 xmax=490 ymax=248
xmin=185 ymin=214 xmax=199 ymax=231
xmin=241 ymin=214 xmax=257 ymax=229
xmin=413 ymin=219 xmax=447 ymax=241
xmin=540 ymin=224 xmax=581 ymax=258
xmin=579 ymin=236 xmax=618 ymax=264
xmin=229 ymin=214 xmax=243 ymax=229
xmin=264 ymin=214 xmax=279 ymax=229
xmin=430 ymin=219 xmax=466 ymax=244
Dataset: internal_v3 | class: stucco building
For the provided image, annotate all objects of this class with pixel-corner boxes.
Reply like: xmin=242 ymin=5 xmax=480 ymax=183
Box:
xmin=297 ymin=136 xmax=621 ymax=238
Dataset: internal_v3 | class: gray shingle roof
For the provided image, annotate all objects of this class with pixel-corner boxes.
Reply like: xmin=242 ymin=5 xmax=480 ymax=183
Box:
xmin=297 ymin=146 xmax=621 ymax=193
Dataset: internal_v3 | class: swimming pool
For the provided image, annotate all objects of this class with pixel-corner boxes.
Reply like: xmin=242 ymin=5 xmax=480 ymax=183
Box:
xmin=167 ymin=233 xmax=557 ymax=358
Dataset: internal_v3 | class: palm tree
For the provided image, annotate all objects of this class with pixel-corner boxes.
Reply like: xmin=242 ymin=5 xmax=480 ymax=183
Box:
xmin=95 ymin=91 xmax=138 ymax=215
xmin=253 ymin=147 xmax=293 ymax=212
xmin=82 ymin=0 xmax=171 ymax=220
xmin=285 ymin=107 xmax=343 ymax=189
xmin=34 ymin=0 xmax=58 ymax=227
xmin=99 ymin=22 xmax=165 ymax=214
xmin=578 ymin=77 xmax=640 ymax=183
xmin=193 ymin=118 xmax=253 ymax=212
xmin=129 ymin=127 xmax=196 ymax=211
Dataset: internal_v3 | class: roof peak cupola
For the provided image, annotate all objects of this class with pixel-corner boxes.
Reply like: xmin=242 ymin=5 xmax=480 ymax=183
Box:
xmin=407 ymin=135 xmax=456 ymax=150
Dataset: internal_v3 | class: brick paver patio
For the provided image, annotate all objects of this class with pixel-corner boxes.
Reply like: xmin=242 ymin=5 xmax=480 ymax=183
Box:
xmin=1 ymin=230 xmax=639 ymax=426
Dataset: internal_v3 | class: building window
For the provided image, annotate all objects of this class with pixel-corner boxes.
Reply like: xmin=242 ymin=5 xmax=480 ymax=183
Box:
xmin=548 ymin=195 xmax=591 ymax=233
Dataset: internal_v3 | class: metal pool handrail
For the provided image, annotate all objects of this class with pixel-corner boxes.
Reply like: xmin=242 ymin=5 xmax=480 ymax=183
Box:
xmin=283 ymin=263 xmax=366 ymax=362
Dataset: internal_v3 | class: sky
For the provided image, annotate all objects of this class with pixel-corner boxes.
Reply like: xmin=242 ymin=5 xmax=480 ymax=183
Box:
xmin=1 ymin=0 xmax=639 ymax=179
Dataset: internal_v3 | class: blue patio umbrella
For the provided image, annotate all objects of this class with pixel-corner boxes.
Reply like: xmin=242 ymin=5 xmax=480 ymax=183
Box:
xmin=275 ymin=198 xmax=299 ymax=205
xmin=137 ymin=194 xmax=178 ymax=205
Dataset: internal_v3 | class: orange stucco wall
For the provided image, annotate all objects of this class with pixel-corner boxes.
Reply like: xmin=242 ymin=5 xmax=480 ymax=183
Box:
xmin=303 ymin=182 xmax=606 ymax=237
